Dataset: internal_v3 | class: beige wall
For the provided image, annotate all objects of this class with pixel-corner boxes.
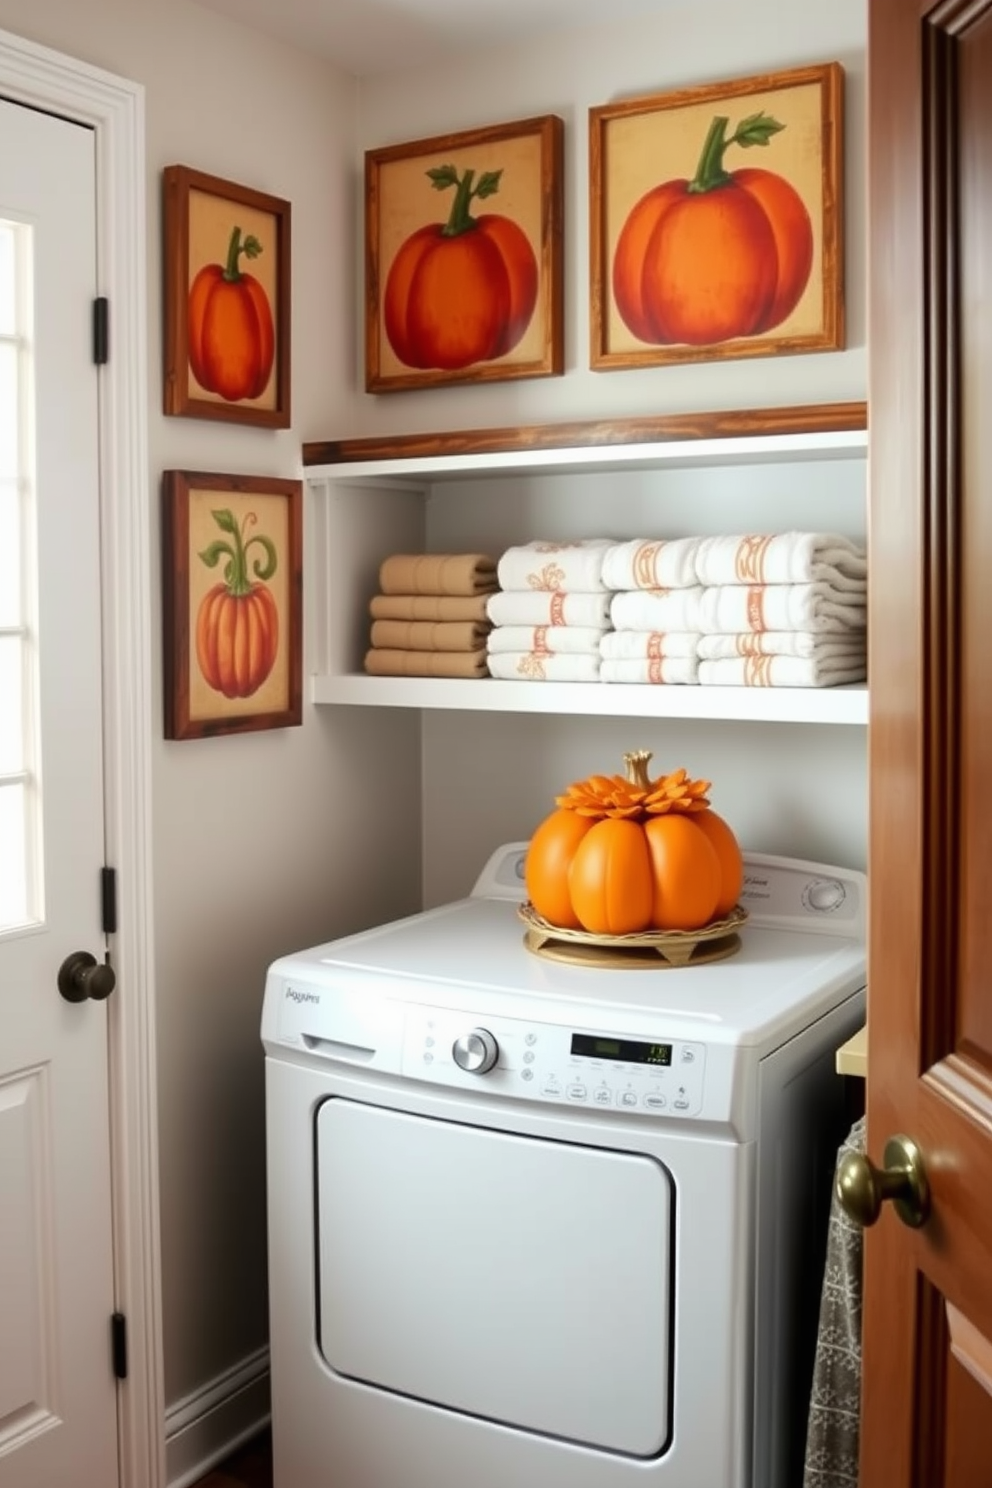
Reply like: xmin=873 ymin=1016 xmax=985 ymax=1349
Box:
xmin=353 ymin=0 xmax=867 ymax=439
xmin=351 ymin=0 xmax=870 ymax=903
xmin=0 ymin=0 xmax=870 ymax=1456
xmin=0 ymin=0 xmax=424 ymax=1420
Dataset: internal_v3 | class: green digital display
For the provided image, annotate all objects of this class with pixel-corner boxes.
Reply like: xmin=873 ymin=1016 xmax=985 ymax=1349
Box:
xmin=571 ymin=1034 xmax=672 ymax=1065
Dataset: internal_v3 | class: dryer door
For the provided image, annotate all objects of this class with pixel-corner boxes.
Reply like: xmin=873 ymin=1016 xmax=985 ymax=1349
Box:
xmin=315 ymin=1098 xmax=673 ymax=1458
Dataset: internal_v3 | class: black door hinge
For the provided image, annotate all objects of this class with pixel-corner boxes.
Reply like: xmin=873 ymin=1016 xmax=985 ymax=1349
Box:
xmin=93 ymin=297 xmax=109 ymax=365
xmin=111 ymin=1312 xmax=128 ymax=1380
xmin=101 ymin=867 xmax=118 ymax=936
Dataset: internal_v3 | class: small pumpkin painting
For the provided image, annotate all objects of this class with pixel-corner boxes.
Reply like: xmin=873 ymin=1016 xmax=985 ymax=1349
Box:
xmin=366 ymin=116 xmax=563 ymax=391
xmin=162 ymin=471 xmax=302 ymax=741
xmin=525 ymin=751 xmax=744 ymax=936
xmin=591 ymin=63 xmax=844 ymax=369
xmin=187 ymin=189 xmax=279 ymax=410
xmin=163 ymin=166 xmax=291 ymax=428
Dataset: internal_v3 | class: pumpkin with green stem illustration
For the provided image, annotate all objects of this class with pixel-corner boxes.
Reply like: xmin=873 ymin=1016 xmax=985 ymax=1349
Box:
xmin=196 ymin=508 xmax=279 ymax=698
xmin=384 ymin=163 xmax=538 ymax=371
xmin=188 ymin=226 xmax=275 ymax=401
xmin=612 ymin=111 xmax=814 ymax=347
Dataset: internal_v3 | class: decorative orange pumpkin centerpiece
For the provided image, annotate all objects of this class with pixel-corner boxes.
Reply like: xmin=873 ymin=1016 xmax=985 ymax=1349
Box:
xmin=525 ymin=751 xmax=744 ymax=936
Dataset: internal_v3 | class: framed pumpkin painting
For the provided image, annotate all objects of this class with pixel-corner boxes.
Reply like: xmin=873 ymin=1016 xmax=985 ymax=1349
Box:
xmin=589 ymin=62 xmax=844 ymax=370
xmin=161 ymin=470 xmax=302 ymax=740
xmin=365 ymin=114 xmax=564 ymax=392
xmin=162 ymin=166 xmax=291 ymax=426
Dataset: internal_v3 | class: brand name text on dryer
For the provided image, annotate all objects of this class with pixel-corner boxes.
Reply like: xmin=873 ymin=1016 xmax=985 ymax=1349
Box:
xmin=286 ymin=988 xmax=321 ymax=1005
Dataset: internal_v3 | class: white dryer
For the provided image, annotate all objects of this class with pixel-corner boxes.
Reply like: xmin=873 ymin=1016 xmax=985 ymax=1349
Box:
xmin=261 ymin=846 xmax=865 ymax=1488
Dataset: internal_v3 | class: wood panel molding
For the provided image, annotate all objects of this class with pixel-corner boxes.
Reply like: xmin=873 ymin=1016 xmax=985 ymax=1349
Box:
xmin=947 ymin=1303 xmax=992 ymax=1396
xmin=303 ymin=399 xmax=868 ymax=467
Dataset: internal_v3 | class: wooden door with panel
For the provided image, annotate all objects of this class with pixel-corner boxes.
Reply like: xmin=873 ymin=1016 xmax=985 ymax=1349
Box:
xmin=861 ymin=0 xmax=992 ymax=1479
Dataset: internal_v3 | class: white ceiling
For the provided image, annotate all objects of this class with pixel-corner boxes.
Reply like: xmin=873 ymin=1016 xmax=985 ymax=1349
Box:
xmin=192 ymin=0 xmax=672 ymax=78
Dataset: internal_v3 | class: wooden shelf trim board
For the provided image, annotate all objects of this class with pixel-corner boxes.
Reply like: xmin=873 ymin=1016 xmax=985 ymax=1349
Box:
xmin=304 ymin=400 xmax=868 ymax=468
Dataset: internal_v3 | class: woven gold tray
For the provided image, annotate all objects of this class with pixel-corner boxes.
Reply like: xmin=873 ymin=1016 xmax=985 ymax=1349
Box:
xmin=518 ymin=902 xmax=748 ymax=969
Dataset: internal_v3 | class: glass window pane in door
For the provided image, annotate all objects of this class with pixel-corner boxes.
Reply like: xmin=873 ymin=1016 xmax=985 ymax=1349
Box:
xmin=0 ymin=217 xmax=40 ymax=933
xmin=0 ymin=635 xmax=22 ymax=772
xmin=0 ymin=338 xmax=16 ymax=479
xmin=0 ymin=224 xmax=14 ymax=335
xmin=0 ymin=783 xmax=28 ymax=930
xmin=0 ymin=478 xmax=19 ymax=626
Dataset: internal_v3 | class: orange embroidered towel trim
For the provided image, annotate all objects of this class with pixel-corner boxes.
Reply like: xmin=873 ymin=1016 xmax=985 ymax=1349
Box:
xmin=370 ymin=620 xmax=490 ymax=653
xmin=363 ymin=648 xmax=489 ymax=679
xmin=378 ymin=553 xmax=497 ymax=596
xmin=496 ymin=538 xmax=614 ymax=594
xmin=600 ymin=657 xmax=699 ymax=685
xmin=698 ymin=656 xmax=867 ymax=687
xmin=369 ymin=593 xmax=492 ymax=622
xmin=486 ymin=652 xmax=601 ymax=682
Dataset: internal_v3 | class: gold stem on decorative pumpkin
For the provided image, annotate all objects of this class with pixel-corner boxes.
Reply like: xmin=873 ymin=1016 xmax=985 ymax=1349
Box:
xmin=623 ymin=749 xmax=654 ymax=789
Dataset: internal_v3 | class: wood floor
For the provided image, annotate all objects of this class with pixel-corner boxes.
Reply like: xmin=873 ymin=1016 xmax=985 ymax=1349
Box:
xmin=189 ymin=1428 xmax=273 ymax=1488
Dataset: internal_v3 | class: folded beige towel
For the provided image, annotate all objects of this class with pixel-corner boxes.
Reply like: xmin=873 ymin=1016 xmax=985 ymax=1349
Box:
xmin=693 ymin=532 xmax=867 ymax=591
xmin=601 ymin=537 xmax=701 ymax=591
xmin=364 ymin=648 xmax=489 ymax=679
xmin=378 ymin=553 xmax=497 ymax=596
xmin=487 ymin=590 xmax=612 ymax=628
xmin=486 ymin=651 xmax=601 ymax=682
xmin=370 ymin=619 xmax=489 ymax=653
xmin=599 ymin=630 xmax=700 ymax=660
xmin=611 ymin=584 xmax=866 ymax=635
xmin=369 ymin=593 xmax=492 ymax=622
xmin=698 ymin=656 xmax=867 ymax=687
xmin=487 ymin=625 xmax=608 ymax=655
xmin=496 ymin=539 xmax=614 ymax=593
xmin=600 ymin=657 xmax=699 ymax=684
xmin=697 ymin=631 xmax=866 ymax=661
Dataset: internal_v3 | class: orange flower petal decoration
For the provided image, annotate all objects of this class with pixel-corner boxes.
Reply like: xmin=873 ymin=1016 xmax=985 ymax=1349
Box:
xmin=555 ymin=753 xmax=711 ymax=821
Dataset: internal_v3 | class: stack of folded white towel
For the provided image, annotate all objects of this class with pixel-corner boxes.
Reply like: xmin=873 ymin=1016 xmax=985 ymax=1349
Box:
xmin=601 ymin=537 xmax=702 ymax=684
xmin=485 ymin=539 xmax=614 ymax=682
xmin=605 ymin=532 xmax=868 ymax=687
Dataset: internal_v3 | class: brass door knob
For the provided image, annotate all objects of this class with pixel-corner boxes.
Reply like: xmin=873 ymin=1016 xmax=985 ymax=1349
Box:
xmin=836 ymin=1134 xmax=930 ymax=1229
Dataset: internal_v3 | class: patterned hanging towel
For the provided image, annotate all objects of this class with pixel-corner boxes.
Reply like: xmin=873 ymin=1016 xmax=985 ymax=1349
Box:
xmin=802 ymin=1114 xmax=867 ymax=1488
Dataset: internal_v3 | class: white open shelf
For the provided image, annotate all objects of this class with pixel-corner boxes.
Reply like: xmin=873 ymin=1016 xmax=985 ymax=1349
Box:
xmin=310 ymin=674 xmax=868 ymax=725
xmin=306 ymin=409 xmax=869 ymax=729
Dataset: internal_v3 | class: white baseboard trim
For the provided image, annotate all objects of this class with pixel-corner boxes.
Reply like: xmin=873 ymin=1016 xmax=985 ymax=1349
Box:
xmin=165 ymin=1347 xmax=270 ymax=1488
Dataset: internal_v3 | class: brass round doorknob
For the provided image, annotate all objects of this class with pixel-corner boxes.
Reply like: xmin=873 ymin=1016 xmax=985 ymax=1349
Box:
xmin=58 ymin=950 xmax=116 ymax=1003
xmin=836 ymin=1133 xmax=930 ymax=1229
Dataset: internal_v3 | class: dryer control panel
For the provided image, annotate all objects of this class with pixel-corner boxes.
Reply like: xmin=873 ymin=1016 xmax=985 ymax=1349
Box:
xmin=401 ymin=1005 xmax=707 ymax=1117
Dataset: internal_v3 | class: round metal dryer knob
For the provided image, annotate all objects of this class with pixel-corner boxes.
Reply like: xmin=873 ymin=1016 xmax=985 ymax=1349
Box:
xmin=452 ymin=1027 xmax=499 ymax=1074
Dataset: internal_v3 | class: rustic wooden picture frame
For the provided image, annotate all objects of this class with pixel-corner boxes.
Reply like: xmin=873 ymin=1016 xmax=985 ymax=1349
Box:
xmin=162 ymin=471 xmax=302 ymax=740
xmin=589 ymin=62 xmax=844 ymax=370
xmin=365 ymin=114 xmax=564 ymax=393
xmin=163 ymin=165 xmax=291 ymax=426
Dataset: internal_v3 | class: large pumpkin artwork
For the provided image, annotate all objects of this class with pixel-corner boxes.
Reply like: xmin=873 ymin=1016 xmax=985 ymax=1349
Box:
xmin=196 ymin=508 xmax=279 ymax=700
xmin=525 ymin=751 xmax=744 ymax=936
xmin=188 ymin=225 xmax=275 ymax=402
xmin=384 ymin=163 xmax=538 ymax=371
xmin=612 ymin=111 xmax=814 ymax=348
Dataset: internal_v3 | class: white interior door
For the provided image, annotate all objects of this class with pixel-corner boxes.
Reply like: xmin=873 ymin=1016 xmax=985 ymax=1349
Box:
xmin=0 ymin=97 xmax=118 ymax=1487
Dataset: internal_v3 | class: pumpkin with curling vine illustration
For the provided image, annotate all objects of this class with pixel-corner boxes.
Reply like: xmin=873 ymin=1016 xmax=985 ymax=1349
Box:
xmin=612 ymin=111 xmax=813 ymax=348
xmin=188 ymin=225 xmax=275 ymax=402
xmin=525 ymin=751 xmax=744 ymax=935
xmin=384 ymin=163 xmax=538 ymax=371
xmin=196 ymin=507 xmax=279 ymax=699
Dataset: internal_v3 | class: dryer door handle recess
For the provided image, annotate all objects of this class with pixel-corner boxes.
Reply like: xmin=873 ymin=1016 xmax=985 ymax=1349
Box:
xmin=452 ymin=1028 xmax=499 ymax=1074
